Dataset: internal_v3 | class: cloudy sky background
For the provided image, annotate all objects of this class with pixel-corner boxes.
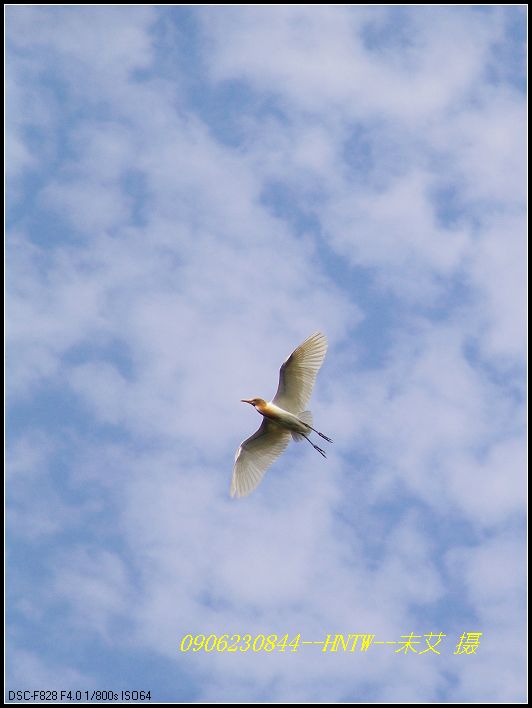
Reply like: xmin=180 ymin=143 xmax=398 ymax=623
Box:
xmin=6 ymin=5 xmax=526 ymax=703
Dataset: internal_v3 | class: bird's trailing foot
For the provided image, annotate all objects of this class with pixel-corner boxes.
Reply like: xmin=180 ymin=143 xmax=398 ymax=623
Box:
xmin=313 ymin=443 xmax=327 ymax=458
xmin=307 ymin=425 xmax=333 ymax=443
xmin=304 ymin=435 xmax=327 ymax=458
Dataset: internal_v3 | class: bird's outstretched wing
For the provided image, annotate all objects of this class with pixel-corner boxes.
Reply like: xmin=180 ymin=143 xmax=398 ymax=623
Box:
xmin=230 ymin=419 xmax=291 ymax=498
xmin=272 ymin=332 xmax=328 ymax=413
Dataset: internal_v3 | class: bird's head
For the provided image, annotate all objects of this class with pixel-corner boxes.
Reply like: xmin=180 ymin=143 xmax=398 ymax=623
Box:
xmin=241 ymin=398 xmax=267 ymax=408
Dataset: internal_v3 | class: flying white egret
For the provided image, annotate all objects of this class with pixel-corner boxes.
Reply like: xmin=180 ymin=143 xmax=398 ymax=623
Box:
xmin=230 ymin=332 xmax=332 ymax=498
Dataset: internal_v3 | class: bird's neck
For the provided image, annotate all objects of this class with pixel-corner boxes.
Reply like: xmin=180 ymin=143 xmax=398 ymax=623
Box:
xmin=255 ymin=400 xmax=270 ymax=416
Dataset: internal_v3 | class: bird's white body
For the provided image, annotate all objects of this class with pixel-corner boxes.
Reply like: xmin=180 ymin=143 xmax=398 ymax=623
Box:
xmin=257 ymin=402 xmax=310 ymax=433
xmin=230 ymin=332 xmax=331 ymax=498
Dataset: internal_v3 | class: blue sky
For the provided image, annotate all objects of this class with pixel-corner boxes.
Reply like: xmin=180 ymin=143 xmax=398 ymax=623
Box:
xmin=6 ymin=5 xmax=526 ymax=703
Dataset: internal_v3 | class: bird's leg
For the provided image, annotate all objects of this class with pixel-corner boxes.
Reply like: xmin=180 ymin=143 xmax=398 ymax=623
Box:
xmin=306 ymin=426 xmax=333 ymax=443
xmin=303 ymin=435 xmax=327 ymax=458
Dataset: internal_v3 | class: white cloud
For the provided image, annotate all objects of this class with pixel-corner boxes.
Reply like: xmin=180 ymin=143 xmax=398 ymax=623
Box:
xmin=198 ymin=6 xmax=505 ymax=121
xmin=6 ymin=647 xmax=93 ymax=695
xmin=446 ymin=534 xmax=526 ymax=702
xmin=321 ymin=169 xmax=471 ymax=301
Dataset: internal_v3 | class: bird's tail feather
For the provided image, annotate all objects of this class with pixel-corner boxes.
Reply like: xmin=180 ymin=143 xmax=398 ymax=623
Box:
xmin=291 ymin=410 xmax=313 ymax=442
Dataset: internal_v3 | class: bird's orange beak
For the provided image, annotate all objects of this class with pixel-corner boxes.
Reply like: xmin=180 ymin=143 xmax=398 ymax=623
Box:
xmin=241 ymin=399 xmax=253 ymax=405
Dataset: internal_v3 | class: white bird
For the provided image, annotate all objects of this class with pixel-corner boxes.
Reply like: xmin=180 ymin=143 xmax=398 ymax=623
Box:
xmin=230 ymin=332 xmax=332 ymax=498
